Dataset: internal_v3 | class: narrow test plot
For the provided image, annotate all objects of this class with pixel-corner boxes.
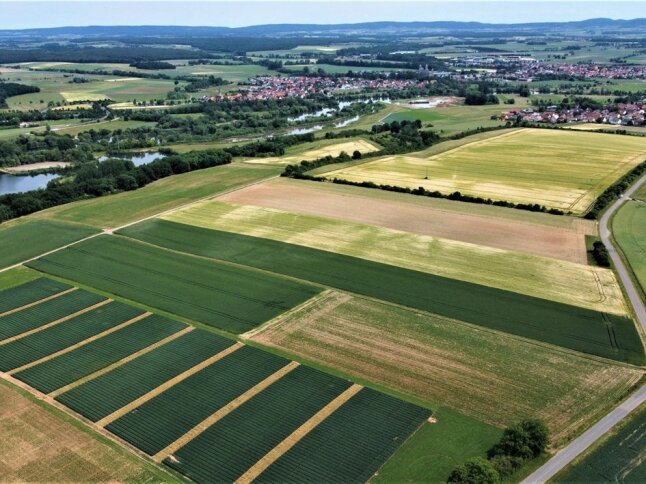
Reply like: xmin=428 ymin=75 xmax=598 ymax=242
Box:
xmin=0 ymin=278 xmax=71 ymax=314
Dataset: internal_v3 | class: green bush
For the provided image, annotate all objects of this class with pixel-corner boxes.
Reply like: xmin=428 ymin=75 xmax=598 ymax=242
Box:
xmin=447 ymin=457 xmax=500 ymax=484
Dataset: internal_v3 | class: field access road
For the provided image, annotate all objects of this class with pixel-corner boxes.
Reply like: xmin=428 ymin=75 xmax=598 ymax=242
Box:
xmin=523 ymin=173 xmax=646 ymax=484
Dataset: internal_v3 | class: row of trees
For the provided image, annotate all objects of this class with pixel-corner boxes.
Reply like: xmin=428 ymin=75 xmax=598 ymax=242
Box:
xmin=447 ymin=420 xmax=549 ymax=483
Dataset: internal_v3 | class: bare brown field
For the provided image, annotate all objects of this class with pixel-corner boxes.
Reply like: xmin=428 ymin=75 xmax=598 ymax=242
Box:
xmin=218 ymin=177 xmax=595 ymax=263
xmin=246 ymin=291 xmax=643 ymax=447
xmin=0 ymin=380 xmax=169 ymax=481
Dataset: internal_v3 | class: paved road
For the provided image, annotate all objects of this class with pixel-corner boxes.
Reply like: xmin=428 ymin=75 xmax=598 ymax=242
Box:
xmin=523 ymin=174 xmax=646 ymax=483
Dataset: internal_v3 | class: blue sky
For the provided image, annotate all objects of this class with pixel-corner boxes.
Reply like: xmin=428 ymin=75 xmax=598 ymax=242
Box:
xmin=0 ymin=1 xmax=644 ymax=29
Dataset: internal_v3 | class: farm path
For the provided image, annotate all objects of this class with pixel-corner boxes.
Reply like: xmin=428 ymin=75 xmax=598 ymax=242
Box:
xmin=0 ymin=172 xmax=278 ymax=274
xmin=523 ymin=172 xmax=646 ymax=483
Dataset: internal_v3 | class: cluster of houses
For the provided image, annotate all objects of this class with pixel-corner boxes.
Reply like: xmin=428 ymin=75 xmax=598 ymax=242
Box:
xmin=200 ymin=76 xmax=432 ymax=103
xmin=500 ymin=102 xmax=646 ymax=126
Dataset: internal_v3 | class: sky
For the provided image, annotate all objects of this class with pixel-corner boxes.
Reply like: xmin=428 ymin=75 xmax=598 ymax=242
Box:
xmin=0 ymin=1 xmax=644 ymax=29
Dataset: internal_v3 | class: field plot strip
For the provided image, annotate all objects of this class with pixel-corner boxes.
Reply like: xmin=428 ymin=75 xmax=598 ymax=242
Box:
xmin=0 ymin=287 xmax=77 ymax=318
xmin=0 ymin=298 xmax=111 ymax=345
xmin=119 ymin=221 xmax=645 ymax=365
xmin=153 ymin=361 xmax=300 ymax=462
xmin=106 ymin=346 xmax=288 ymax=456
xmin=13 ymin=315 xmax=185 ymax=394
xmin=7 ymin=311 xmax=150 ymax=375
xmin=95 ymin=342 xmax=243 ymax=426
xmin=49 ymin=326 xmax=194 ymax=397
xmin=0 ymin=278 xmax=71 ymax=314
xmin=236 ymin=383 xmax=363 ymax=484
xmin=164 ymin=366 xmax=355 ymax=483
xmin=255 ymin=388 xmax=430 ymax=483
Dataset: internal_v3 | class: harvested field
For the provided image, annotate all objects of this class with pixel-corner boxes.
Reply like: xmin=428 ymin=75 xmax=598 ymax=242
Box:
xmin=219 ymin=177 xmax=593 ymax=263
xmin=120 ymin=220 xmax=645 ymax=364
xmin=247 ymin=291 xmax=644 ymax=446
xmin=14 ymin=315 xmax=185 ymax=394
xmin=165 ymin=200 xmax=626 ymax=315
xmin=27 ymin=235 xmax=320 ymax=334
xmin=244 ymin=139 xmax=380 ymax=165
xmin=322 ymin=128 xmax=646 ymax=214
xmin=0 ymin=380 xmax=174 ymax=482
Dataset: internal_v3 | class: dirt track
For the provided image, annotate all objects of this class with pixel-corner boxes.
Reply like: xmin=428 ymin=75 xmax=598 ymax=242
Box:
xmin=219 ymin=178 xmax=593 ymax=264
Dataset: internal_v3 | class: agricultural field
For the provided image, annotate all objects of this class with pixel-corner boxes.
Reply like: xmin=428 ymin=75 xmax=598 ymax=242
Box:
xmin=613 ymin=200 xmax=646 ymax=299
xmin=246 ymin=290 xmax=642 ymax=447
xmin=219 ymin=177 xmax=596 ymax=263
xmin=555 ymin=404 xmax=646 ymax=482
xmin=0 ymin=277 xmax=72 ymax=314
xmin=164 ymin=200 xmax=626 ymax=315
xmin=0 ymin=220 xmax=98 ymax=270
xmin=322 ymin=128 xmax=646 ymax=214
xmin=27 ymin=235 xmax=320 ymax=333
xmin=565 ymin=123 xmax=646 ymax=135
xmin=0 ymin=380 xmax=174 ymax=482
xmin=54 ymin=119 xmax=156 ymax=136
xmin=0 ymin=279 xmax=431 ymax=483
xmin=243 ymin=138 xmax=381 ymax=165
xmin=118 ymin=219 xmax=645 ymax=364
xmin=0 ymin=119 xmax=88 ymax=140
xmin=32 ymin=162 xmax=281 ymax=228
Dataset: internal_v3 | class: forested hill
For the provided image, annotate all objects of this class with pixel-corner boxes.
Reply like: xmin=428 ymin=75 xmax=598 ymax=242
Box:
xmin=1 ymin=17 xmax=645 ymax=39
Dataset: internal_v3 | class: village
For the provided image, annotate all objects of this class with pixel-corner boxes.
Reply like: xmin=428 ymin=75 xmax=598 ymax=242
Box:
xmin=501 ymin=101 xmax=646 ymax=126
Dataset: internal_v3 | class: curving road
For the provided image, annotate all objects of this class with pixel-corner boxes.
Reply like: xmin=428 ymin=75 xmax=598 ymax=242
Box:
xmin=523 ymin=173 xmax=646 ymax=483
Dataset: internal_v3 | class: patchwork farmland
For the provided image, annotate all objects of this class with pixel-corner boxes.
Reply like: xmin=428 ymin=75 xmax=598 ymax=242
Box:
xmin=0 ymin=279 xmax=430 ymax=483
xmin=320 ymin=128 xmax=646 ymax=214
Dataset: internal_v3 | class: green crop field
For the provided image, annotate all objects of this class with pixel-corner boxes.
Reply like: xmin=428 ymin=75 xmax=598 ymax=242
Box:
xmin=323 ymin=128 xmax=646 ymax=214
xmin=0 ymin=267 xmax=41 ymax=292
xmin=57 ymin=329 xmax=235 ymax=421
xmin=55 ymin=119 xmax=156 ymax=136
xmin=0 ymin=278 xmax=70 ymax=313
xmin=256 ymin=388 xmax=428 ymax=483
xmin=165 ymin=200 xmax=626 ymax=315
xmin=0 ymin=220 xmax=98 ymax=269
xmin=555 ymin=404 xmax=646 ymax=482
xmin=107 ymin=346 xmax=288 ymax=455
xmin=119 ymin=219 xmax=645 ymax=364
xmin=613 ymin=200 xmax=646 ymax=300
xmin=15 ymin=315 xmax=185 ymax=394
xmin=249 ymin=290 xmax=642 ymax=446
xmin=166 ymin=365 xmax=353 ymax=483
xmin=34 ymin=163 xmax=280 ymax=228
xmin=27 ymin=235 xmax=320 ymax=333
xmin=0 ymin=301 xmax=143 ymax=371
xmin=0 ymin=289 xmax=105 ymax=340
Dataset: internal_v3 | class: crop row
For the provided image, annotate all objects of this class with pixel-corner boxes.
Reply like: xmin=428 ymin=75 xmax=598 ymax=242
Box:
xmin=106 ymin=346 xmax=288 ymax=455
xmin=165 ymin=365 xmax=352 ymax=483
xmin=14 ymin=314 xmax=185 ymax=394
xmin=256 ymin=387 xmax=429 ymax=483
xmin=0 ymin=301 xmax=144 ymax=372
xmin=27 ymin=236 xmax=321 ymax=334
xmin=0 ymin=278 xmax=70 ymax=313
xmin=120 ymin=220 xmax=645 ymax=365
xmin=0 ymin=289 xmax=106 ymax=340
xmin=58 ymin=329 xmax=235 ymax=421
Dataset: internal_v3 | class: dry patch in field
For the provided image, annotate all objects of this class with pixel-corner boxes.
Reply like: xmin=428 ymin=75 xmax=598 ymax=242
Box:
xmin=243 ymin=139 xmax=380 ymax=165
xmin=218 ymin=177 xmax=594 ymax=264
xmin=246 ymin=291 xmax=643 ymax=447
xmin=322 ymin=129 xmax=646 ymax=214
xmin=0 ymin=381 xmax=163 ymax=481
xmin=60 ymin=92 xmax=108 ymax=102
xmin=165 ymin=200 xmax=626 ymax=315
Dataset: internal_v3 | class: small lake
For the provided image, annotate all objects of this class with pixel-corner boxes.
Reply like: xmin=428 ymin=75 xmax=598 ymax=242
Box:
xmin=99 ymin=151 xmax=166 ymax=166
xmin=0 ymin=173 xmax=60 ymax=196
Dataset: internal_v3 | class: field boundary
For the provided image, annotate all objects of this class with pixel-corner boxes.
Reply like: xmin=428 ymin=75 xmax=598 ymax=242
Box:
xmin=154 ymin=360 xmax=301 ymax=462
xmin=0 ymin=298 xmax=112 ymax=345
xmin=235 ymin=383 xmax=363 ymax=483
xmin=7 ymin=312 xmax=151 ymax=375
xmin=96 ymin=342 xmax=244 ymax=427
xmin=49 ymin=326 xmax=194 ymax=398
xmin=0 ymin=286 xmax=78 ymax=317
